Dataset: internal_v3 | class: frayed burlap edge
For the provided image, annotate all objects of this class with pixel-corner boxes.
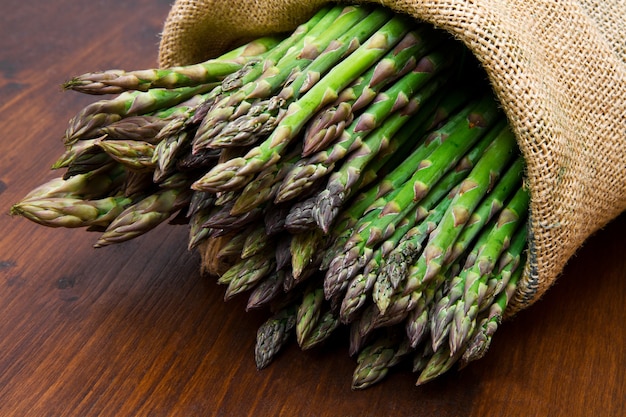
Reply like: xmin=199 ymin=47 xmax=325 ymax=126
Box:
xmin=158 ymin=0 xmax=626 ymax=316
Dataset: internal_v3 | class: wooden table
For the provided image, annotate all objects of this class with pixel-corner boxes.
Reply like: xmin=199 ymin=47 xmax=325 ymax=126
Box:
xmin=1 ymin=1 xmax=624 ymax=416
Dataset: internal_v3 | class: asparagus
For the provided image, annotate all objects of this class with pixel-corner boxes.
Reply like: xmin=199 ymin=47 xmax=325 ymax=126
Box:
xmin=100 ymin=115 xmax=172 ymax=142
xmin=64 ymin=83 xmax=217 ymax=145
xmin=448 ymin=204 xmax=528 ymax=354
xmin=222 ymin=250 xmax=276 ymax=300
xmin=63 ymin=36 xmax=282 ymax=94
xmin=187 ymin=206 xmax=214 ymax=250
xmin=190 ymin=5 xmax=353 ymax=150
xmin=246 ymin=270 xmax=286 ymax=310
xmin=404 ymin=123 xmax=518 ymax=292
xmin=10 ymin=3 xmax=533 ymax=388
xmin=352 ymin=334 xmax=410 ymax=389
xmin=290 ymin=228 xmax=324 ymax=281
xmin=192 ymin=14 xmax=412 ymax=192
xmin=461 ymin=261 xmax=523 ymax=364
xmin=17 ymin=164 xmax=126 ymax=202
xmin=312 ymin=72 xmax=448 ymax=231
xmin=445 ymin=156 xmax=525 ymax=267
xmin=10 ymin=195 xmax=132 ymax=229
xmin=296 ymin=284 xmax=325 ymax=346
xmin=209 ymin=7 xmax=394 ymax=149
xmin=415 ymin=344 xmax=463 ymax=386
xmin=276 ymin=54 xmax=449 ymax=204
xmin=93 ymin=186 xmax=192 ymax=247
xmin=323 ymin=95 xmax=502 ymax=301
xmin=240 ymin=224 xmax=272 ymax=259
xmin=302 ymin=27 xmax=445 ymax=156
xmin=372 ymin=182 xmax=457 ymax=314
xmin=255 ymin=305 xmax=297 ymax=369
xmin=299 ymin=310 xmax=341 ymax=350
xmin=427 ymin=186 xmax=528 ymax=353
xmin=95 ymin=139 xmax=156 ymax=172
xmin=229 ymin=146 xmax=302 ymax=215
xmin=379 ymin=161 xmax=523 ymax=343
xmin=316 ymin=90 xmax=483 ymax=250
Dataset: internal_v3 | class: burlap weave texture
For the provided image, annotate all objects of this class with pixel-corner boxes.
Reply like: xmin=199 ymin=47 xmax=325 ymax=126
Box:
xmin=158 ymin=0 xmax=626 ymax=315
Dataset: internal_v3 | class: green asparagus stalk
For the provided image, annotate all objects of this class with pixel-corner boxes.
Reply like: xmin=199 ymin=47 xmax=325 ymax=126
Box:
xmin=319 ymin=92 xmax=495 ymax=265
xmin=95 ymin=139 xmax=156 ymax=172
xmin=444 ymin=156 xmax=525 ymax=267
xmin=302 ymin=27 xmax=445 ymax=156
xmin=323 ymin=95 xmax=501 ymax=301
xmin=299 ymin=310 xmax=341 ymax=350
xmin=240 ymin=224 xmax=272 ymax=259
xmin=17 ymin=164 xmax=126 ymax=202
xmin=63 ymin=36 xmax=283 ymax=94
xmin=276 ymin=55 xmax=449 ymax=204
xmin=246 ymin=270 xmax=286 ymax=310
xmin=352 ymin=334 xmax=409 ymax=389
xmin=209 ymin=7 xmax=395 ymax=149
xmin=192 ymin=14 xmax=412 ymax=192
xmin=415 ymin=343 xmax=463 ymax=386
xmin=65 ymin=83 xmax=217 ymax=145
xmin=448 ymin=201 xmax=528 ymax=355
xmin=296 ymin=284 xmax=325 ymax=346
xmin=312 ymin=72 xmax=448 ymax=231
xmin=93 ymin=186 xmax=192 ymax=247
xmin=187 ymin=206 xmax=214 ymax=250
xmin=372 ymin=183 xmax=457 ymax=314
xmin=255 ymin=305 xmax=297 ymax=369
xmin=461 ymin=261 xmax=523 ymax=364
xmin=404 ymin=123 xmax=518 ymax=292
xmin=223 ymin=250 xmax=276 ymax=300
xmin=479 ymin=225 xmax=527 ymax=311
xmin=10 ymin=195 xmax=132 ymax=229
xmin=99 ymin=115 xmax=172 ymax=143
xmin=191 ymin=5 xmax=355 ymax=150
xmin=221 ymin=5 xmax=336 ymax=93
xmin=290 ymin=228 xmax=324 ymax=281
xmin=379 ymin=161 xmax=524 ymax=342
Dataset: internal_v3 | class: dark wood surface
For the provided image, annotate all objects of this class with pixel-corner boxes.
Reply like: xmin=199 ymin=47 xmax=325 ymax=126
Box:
xmin=0 ymin=1 xmax=624 ymax=416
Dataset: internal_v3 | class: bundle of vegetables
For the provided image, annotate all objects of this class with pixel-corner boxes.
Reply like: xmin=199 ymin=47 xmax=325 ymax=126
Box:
xmin=11 ymin=4 xmax=531 ymax=388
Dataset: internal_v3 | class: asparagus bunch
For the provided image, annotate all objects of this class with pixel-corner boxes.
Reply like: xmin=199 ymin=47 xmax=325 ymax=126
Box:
xmin=11 ymin=4 xmax=529 ymax=390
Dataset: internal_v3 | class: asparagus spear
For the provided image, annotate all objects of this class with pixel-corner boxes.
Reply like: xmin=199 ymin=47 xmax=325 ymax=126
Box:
xmin=302 ymin=27 xmax=446 ymax=156
xmin=448 ymin=201 xmax=528 ymax=354
xmin=10 ymin=195 xmax=132 ymax=229
xmin=17 ymin=164 xmax=126 ymax=202
xmin=312 ymin=72 xmax=448 ymax=231
xmin=299 ymin=310 xmax=341 ymax=350
xmin=100 ymin=115 xmax=172 ymax=142
xmin=246 ymin=270 xmax=286 ymax=310
xmin=93 ymin=186 xmax=192 ymax=247
xmin=317 ymin=90 xmax=489 ymax=255
xmin=63 ymin=36 xmax=282 ymax=94
xmin=222 ymin=249 xmax=277 ymax=300
xmin=276 ymin=55 xmax=449 ymax=204
xmin=209 ymin=7 xmax=395 ymax=149
xmin=461 ymin=261 xmax=523 ymax=364
xmin=64 ymin=83 xmax=217 ymax=145
xmin=404 ymin=123 xmax=518 ymax=291
xmin=191 ymin=5 xmax=354 ymax=150
xmin=352 ymin=334 xmax=410 ymax=389
xmin=255 ymin=305 xmax=297 ymax=369
xmin=296 ymin=284 xmax=325 ymax=346
xmin=192 ymin=14 xmax=412 ymax=192
xmin=323 ymin=95 xmax=501 ymax=301
xmin=95 ymin=139 xmax=156 ymax=172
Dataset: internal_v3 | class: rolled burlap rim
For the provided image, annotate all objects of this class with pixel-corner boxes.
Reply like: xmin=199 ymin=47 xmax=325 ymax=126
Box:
xmin=158 ymin=0 xmax=626 ymax=316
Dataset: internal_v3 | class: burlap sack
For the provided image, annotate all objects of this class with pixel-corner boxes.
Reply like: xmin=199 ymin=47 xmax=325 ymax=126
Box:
xmin=158 ymin=0 xmax=626 ymax=315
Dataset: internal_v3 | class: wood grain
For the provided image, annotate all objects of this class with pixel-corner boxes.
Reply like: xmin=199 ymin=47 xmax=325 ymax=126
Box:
xmin=0 ymin=1 xmax=624 ymax=416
